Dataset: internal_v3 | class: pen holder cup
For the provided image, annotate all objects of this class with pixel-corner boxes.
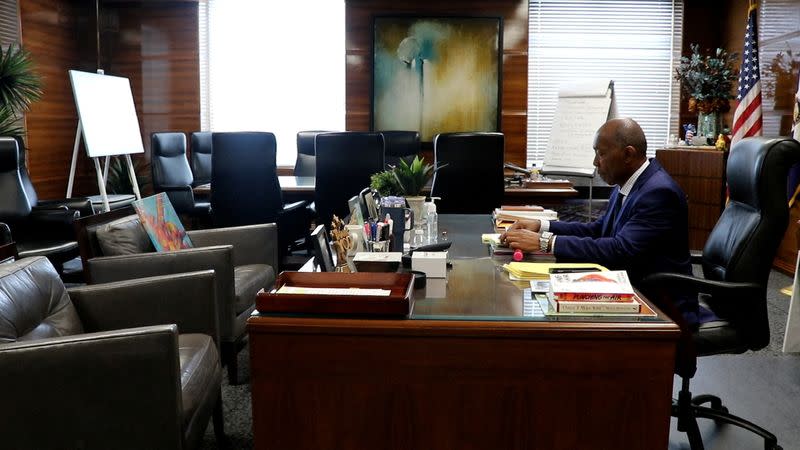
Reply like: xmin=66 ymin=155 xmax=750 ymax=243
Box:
xmin=367 ymin=239 xmax=391 ymax=252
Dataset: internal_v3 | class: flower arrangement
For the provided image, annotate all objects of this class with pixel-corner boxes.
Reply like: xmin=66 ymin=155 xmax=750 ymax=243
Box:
xmin=674 ymin=44 xmax=738 ymax=113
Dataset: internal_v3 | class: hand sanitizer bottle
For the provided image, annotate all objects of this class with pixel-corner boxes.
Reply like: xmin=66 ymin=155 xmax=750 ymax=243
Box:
xmin=426 ymin=197 xmax=439 ymax=244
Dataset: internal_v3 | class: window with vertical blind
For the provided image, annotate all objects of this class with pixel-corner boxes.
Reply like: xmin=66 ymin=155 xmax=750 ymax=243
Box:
xmin=198 ymin=0 xmax=345 ymax=166
xmin=758 ymin=0 xmax=800 ymax=137
xmin=527 ymin=0 xmax=683 ymax=165
xmin=0 ymin=0 xmax=19 ymax=48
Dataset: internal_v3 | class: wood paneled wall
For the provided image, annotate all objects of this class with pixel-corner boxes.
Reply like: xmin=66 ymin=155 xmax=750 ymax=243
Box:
xmin=345 ymin=0 xmax=529 ymax=167
xmin=19 ymin=1 xmax=200 ymax=199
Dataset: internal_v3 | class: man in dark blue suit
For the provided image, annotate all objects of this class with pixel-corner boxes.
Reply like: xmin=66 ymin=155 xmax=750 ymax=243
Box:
xmin=502 ymin=118 xmax=701 ymax=326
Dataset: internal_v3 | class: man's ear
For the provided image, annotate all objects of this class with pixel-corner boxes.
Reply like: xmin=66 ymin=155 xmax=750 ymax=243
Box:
xmin=623 ymin=145 xmax=638 ymax=161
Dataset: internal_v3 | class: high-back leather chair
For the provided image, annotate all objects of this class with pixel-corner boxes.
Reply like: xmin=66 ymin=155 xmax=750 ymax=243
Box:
xmin=211 ymin=132 xmax=308 ymax=256
xmin=381 ymin=130 xmax=420 ymax=169
xmin=295 ymin=130 xmax=331 ymax=177
xmin=315 ymin=132 xmax=385 ymax=228
xmin=190 ymin=131 xmax=213 ymax=186
xmin=642 ymin=136 xmax=800 ymax=450
xmin=0 ymin=137 xmax=92 ymax=274
xmin=431 ymin=132 xmax=505 ymax=214
xmin=0 ymin=256 xmax=225 ymax=449
xmin=151 ymin=132 xmax=211 ymax=219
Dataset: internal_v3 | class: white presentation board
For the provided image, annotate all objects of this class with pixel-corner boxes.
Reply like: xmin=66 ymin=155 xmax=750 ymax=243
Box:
xmin=542 ymin=79 xmax=616 ymax=177
xmin=69 ymin=70 xmax=144 ymax=158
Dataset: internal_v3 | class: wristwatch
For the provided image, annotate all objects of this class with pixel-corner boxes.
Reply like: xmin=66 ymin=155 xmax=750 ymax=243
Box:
xmin=539 ymin=231 xmax=553 ymax=252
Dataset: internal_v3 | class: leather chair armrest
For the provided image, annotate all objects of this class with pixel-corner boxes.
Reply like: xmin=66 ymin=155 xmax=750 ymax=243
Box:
xmin=18 ymin=208 xmax=80 ymax=241
xmin=281 ymin=200 xmax=307 ymax=214
xmin=641 ymin=272 xmax=762 ymax=299
xmin=188 ymin=223 xmax=279 ymax=269
xmin=0 ymin=325 xmax=184 ymax=449
xmin=87 ymin=245 xmax=236 ymax=340
xmin=35 ymin=197 xmax=94 ymax=217
xmin=69 ymin=270 xmax=220 ymax=345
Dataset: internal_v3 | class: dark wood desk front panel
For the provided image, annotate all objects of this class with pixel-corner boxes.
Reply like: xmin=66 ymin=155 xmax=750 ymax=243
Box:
xmin=249 ymin=317 xmax=677 ymax=450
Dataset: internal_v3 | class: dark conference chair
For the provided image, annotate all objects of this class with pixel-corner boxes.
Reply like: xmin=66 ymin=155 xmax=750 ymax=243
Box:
xmin=151 ymin=132 xmax=211 ymax=220
xmin=380 ymin=130 xmax=420 ymax=169
xmin=211 ymin=132 xmax=308 ymax=256
xmin=315 ymin=131 xmax=384 ymax=228
xmin=431 ymin=132 xmax=505 ymax=214
xmin=0 ymin=257 xmax=225 ymax=449
xmin=295 ymin=130 xmax=331 ymax=177
xmin=0 ymin=137 xmax=92 ymax=274
xmin=642 ymin=137 xmax=800 ymax=450
xmin=190 ymin=131 xmax=213 ymax=186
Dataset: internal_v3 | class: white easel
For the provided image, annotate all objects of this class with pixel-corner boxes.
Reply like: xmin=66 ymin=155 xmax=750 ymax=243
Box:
xmin=67 ymin=70 xmax=144 ymax=212
xmin=541 ymin=79 xmax=616 ymax=218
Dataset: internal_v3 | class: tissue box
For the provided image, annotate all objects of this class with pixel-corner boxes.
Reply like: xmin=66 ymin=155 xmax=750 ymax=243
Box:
xmin=412 ymin=251 xmax=447 ymax=278
xmin=353 ymin=252 xmax=403 ymax=272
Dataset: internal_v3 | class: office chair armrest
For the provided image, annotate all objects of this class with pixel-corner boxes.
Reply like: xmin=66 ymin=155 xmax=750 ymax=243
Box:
xmin=641 ymin=272 xmax=762 ymax=298
xmin=0 ymin=324 xmax=184 ymax=449
xmin=281 ymin=200 xmax=308 ymax=214
xmin=188 ymin=223 xmax=279 ymax=269
xmin=17 ymin=208 xmax=80 ymax=241
xmin=35 ymin=197 xmax=94 ymax=217
xmin=69 ymin=270 xmax=220 ymax=345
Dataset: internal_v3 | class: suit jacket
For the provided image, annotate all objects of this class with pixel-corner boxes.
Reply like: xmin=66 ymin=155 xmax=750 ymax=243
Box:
xmin=550 ymin=159 xmax=699 ymax=325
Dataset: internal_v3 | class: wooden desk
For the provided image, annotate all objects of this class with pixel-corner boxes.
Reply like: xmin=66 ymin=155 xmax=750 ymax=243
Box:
xmin=193 ymin=176 xmax=314 ymax=196
xmin=248 ymin=216 xmax=678 ymax=450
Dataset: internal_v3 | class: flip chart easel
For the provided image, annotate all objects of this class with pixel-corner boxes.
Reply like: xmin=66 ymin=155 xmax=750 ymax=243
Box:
xmin=66 ymin=70 xmax=144 ymax=212
xmin=541 ymin=79 xmax=616 ymax=216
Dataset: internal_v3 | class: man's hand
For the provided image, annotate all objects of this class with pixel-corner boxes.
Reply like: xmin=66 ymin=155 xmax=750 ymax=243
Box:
xmin=502 ymin=229 xmax=540 ymax=252
xmin=499 ymin=219 xmax=542 ymax=245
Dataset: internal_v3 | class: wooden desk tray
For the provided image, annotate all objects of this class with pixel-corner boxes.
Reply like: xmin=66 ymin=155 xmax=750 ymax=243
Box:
xmin=257 ymin=271 xmax=415 ymax=317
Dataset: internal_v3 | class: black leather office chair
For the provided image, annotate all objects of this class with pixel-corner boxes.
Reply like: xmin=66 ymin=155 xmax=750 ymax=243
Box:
xmin=211 ymin=132 xmax=309 ymax=257
xmin=431 ymin=132 xmax=505 ymax=214
xmin=641 ymin=137 xmax=800 ymax=450
xmin=151 ymin=132 xmax=211 ymax=221
xmin=0 ymin=137 xmax=92 ymax=274
xmin=190 ymin=131 xmax=213 ymax=186
xmin=381 ymin=130 xmax=420 ymax=169
xmin=315 ymin=132 xmax=385 ymax=228
xmin=295 ymin=130 xmax=331 ymax=177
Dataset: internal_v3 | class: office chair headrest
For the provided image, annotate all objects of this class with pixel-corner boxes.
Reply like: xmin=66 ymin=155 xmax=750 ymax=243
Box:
xmin=152 ymin=132 xmax=187 ymax=157
xmin=191 ymin=132 xmax=212 ymax=155
xmin=0 ymin=137 xmax=20 ymax=172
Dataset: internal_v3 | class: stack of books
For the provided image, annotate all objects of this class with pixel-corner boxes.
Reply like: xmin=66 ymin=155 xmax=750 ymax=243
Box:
xmin=547 ymin=270 xmax=641 ymax=314
xmin=494 ymin=206 xmax=558 ymax=230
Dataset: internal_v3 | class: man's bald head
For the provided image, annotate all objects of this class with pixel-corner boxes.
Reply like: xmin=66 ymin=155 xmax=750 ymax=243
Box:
xmin=598 ymin=118 xmax=648 ymax=158
xmin=592 ymin=118 xmax=648 ymax=186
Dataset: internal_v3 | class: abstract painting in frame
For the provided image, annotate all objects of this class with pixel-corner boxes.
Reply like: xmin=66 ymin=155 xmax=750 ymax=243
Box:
xmin=372 ymin=16 xmax=502 ymax=142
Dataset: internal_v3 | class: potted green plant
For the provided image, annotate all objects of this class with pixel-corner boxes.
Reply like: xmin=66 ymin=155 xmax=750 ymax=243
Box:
xmin=674 ymin=44 xmax=738 ymax=139
xmin=0 ymin=43 xmax=43 ymax=143
xmin=370 ymin=169 xmax=402 ymax=197
xmin=371 ymin=156 xmax=443 ymax=221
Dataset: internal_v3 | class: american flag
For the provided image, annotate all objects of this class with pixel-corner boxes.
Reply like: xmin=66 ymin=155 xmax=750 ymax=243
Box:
xmin=731 ymin=1 xmax=762 ymax=145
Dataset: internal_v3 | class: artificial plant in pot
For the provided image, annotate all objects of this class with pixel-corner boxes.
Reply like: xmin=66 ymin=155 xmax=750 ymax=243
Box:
xmin=0 ymin=43 xmax=43 ymax=144
xmin=674 ymin=43 xmax=738 ymax=140
xmin=393 ymin=156 xmax=442 ymax=222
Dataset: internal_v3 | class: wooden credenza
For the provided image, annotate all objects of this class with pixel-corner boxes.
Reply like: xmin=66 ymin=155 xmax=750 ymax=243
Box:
xmin=656 ymin=148 xmax=727 ymax=251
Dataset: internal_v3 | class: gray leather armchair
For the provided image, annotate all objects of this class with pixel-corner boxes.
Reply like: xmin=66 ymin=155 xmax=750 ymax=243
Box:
xmin=76 ymin=207 xmax=278 ymax=384
xmin=0 ymin=256 xmax=225 ymax=450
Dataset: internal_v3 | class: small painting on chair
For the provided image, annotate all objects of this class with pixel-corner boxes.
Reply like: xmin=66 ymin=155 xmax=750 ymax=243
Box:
xmin=372 ymin=16 xmax=502 ymax=142
xmin=132 ymin=193 xmax=193 ymax=251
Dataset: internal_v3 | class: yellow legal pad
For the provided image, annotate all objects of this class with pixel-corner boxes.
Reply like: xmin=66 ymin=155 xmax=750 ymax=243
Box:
xmin=502 ymin=262 xmax=608 ymax=281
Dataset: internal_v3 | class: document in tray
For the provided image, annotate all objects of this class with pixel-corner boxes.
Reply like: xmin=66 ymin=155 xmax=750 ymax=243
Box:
xmin=275 ymin=286 xmax=391 ymax=297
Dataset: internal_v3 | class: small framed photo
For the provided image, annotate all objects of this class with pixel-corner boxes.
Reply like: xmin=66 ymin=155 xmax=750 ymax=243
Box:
xmin=311 ymin=224 xmax=336 ymax=272
xmin=348 ymin=195 xmax=365 ymax=225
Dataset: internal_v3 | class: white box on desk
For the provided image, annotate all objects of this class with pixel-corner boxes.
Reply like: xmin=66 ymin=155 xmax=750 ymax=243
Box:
xmin=412 ymin=251 xmax=447 ymax=278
